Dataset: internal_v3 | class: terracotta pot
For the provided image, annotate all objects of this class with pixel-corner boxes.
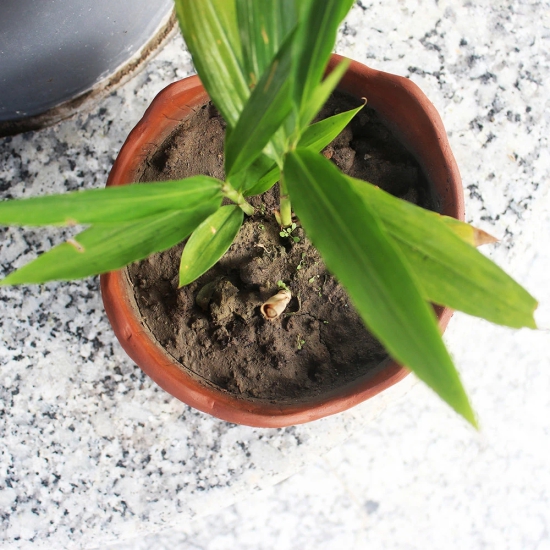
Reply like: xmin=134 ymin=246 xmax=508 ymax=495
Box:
xmin=101 ymin=55 xmax=464 ymax=428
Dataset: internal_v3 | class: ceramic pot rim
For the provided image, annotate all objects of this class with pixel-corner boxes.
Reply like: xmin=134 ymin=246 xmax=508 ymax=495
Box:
xmin=101 ymin=55 xmax=463 ymax=427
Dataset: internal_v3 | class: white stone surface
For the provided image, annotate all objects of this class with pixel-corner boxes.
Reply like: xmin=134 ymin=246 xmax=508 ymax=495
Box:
xmin=1 ymin=0 xmax=549 ymax=548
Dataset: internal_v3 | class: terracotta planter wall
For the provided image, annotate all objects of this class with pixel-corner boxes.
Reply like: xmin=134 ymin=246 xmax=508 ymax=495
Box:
xmin=101 ymin=56 xmax=463 ymax=427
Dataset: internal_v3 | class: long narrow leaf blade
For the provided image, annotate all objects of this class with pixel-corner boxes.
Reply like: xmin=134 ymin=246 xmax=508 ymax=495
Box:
xmin=284 ymin=149 xmax=476 ymax=426
xmin=225 ymin=31 xmax=295 ymax=176
xmin=298 ymin=105 xmax=363 ymax=150
xmin=241 ymin=164 xmax=280 ymax=197
xmin=440 ymin=216 xmax=498 ymax=247
xmin=240 ymin=107 xmax=363 ymax=197
xmin=236 ymin=0 xmax=298 ymax=87
xmin=292 ymin=0 xmax=354 ymax=113
xmin=230 ymin=153 xmax=279 ymax=195
xmin=0 ymin=201 xmax=220 ymax=285
xmin=0 ymin=177 xmax=223 ymax=226
xmin=349 ymin=179 xmax=538 ymax=328
xmin=297 ymin=58 xmax=350 ymax=129
xmin=179 ymin=205 xmax=243 ymax=287
xmin=176 ymin=0 xmax=249 ymax=128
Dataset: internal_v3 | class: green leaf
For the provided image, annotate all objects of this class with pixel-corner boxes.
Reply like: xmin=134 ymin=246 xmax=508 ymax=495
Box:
xmin=0 ymin=201 xmax=221 ymax=286
xmin=292 ymin=0 xmax=354 ymax=117
xmin=236 ymin=0 xmax=298 ymax=87
xmin=348 ymin=179 xmax=538 ymax=329
xmin=242 ymin=166 xmax=280 ymax=197
xmin=235 ymin=0 xmax=300 ymax=159
xmin=240 ymin=107 xmax=362 ymax=197
xmin=179 ymin=205 xmax=243 ymax=287
xmin=297 ymin=58 xmax=350 ymax=130
xmin=284 ymin=149 xmax=476 ymax=427
xmin=298 ymin=105 xmax=363 ymax=151
xmin=0 ymin=177 xmax=223 ymax=226
xmin=231 ymin=153 xmax=280 ymax=196
xmin=176 ymin=0 xmax=249 ymax=128
xmin=225 ymin=30 xmax=295 ymax=176
xmin=440 ymin=215 xmax=498 ymax=247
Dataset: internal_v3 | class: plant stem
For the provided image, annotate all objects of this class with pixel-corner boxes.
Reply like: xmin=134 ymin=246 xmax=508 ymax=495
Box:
xmin=279 ymin=177 xmax=292 ymax=227
xmin=222 ymin=183 xmax=255 ymax=216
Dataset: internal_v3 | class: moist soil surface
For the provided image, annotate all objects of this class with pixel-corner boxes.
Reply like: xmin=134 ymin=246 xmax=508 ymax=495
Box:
xmin=127 ymin=91 xmax=436 ymax=404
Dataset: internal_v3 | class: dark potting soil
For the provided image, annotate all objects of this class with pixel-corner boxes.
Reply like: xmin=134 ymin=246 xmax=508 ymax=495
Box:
xmin=127 ymin=91 xmax=436 ymax=404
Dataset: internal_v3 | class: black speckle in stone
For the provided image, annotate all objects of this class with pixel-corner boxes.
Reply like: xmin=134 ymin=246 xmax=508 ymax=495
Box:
xmin=467 ymin=54 xmax=481 ymax=68
xmin=469 ymin=117 xmax=484 ymax=132
xmin=342 ymin=22 xmax=356 ymax=37
xmin=0 ymin=181 xmax=12 ymax=192
xmin=467 ymin=184 xmax=484 ymax=202
xmin=477 ymin=72 xmax=497 ymax=84
xmin=364 ymin=500 xmax=380 ymax=514
xmin=482 ymin=133 xmax=497 ymax=148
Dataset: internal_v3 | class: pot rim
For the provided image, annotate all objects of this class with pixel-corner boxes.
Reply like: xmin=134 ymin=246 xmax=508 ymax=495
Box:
xmin=101 ymin=55 xmax=463 ymax=428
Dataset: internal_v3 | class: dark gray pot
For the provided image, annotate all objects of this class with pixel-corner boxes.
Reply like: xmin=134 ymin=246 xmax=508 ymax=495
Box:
xmin=0 ymin=0 xmax=174 ymax=133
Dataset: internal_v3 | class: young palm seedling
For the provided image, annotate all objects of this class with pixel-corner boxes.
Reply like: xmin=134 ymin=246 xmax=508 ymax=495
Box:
xmin=0 ymin=0 xmax=538 ymax=426
xmin=280 ymin=222 xmax=300 ymax=243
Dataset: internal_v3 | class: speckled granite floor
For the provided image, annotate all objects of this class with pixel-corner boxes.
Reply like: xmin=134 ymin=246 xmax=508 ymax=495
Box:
xmin=1 ymin=0 xmax=549 ymax=549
